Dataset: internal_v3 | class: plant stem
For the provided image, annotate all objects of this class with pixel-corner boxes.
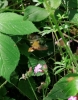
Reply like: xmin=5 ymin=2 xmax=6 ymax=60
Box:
xmin=0 ymin=8 xmax=23 ymax=12
xmin=0 ymin=80 xmax=7 ymax=88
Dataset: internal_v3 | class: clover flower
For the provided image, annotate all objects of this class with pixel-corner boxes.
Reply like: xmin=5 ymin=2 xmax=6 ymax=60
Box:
xmin=68 ymin=96 xmax=77 ymax=100
xmin=34 ymin=64 xmax=42 ymax=73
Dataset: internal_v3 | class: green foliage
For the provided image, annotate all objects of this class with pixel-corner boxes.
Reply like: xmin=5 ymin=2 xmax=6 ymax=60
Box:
xmin=18 ymin=43 xmax=30 ymax=57
xmin=0 ymin=0 xmax=8 ymax=9
xmin=70 ymin=13 xmax=78 ymax=25
xmin=69 ymin=1 xmax=78 ymax=25
xmin=49 ymin=0 xmax=61 ymax=9
xmin=0 ymin=33 xmax=20 ymax=81
xmin=0 ymin=86 xmax=7 ymax=98
xmin=0 ymin=12 xmax=39 ymax=35
xmin=18 ymin=78 xmax=36 ymax=100
xmin=53 ymin=56 xmax=71 ymax=75
xmin=43 ymin=73 xmax=78 ymax=100
xmin=24 ymin=6 xmax=49 ymax=22
xmin=0 ymin=0 xmax=78 ymax=100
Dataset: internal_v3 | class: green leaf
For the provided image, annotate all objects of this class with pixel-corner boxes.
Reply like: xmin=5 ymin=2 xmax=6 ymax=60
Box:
xmin=0 ymin=0 xmax=8 ymax=9
xmin=18 ymin=43 xmax=30 ymax=57
xmin=0 ymin=97 xmax=15 ymax=100
xmin=0 ymin=12 xmax=39 ymax=35
xmin=28 ymin=57 xmax=38 ymax=68
xmin=28 ymin=57 xmax=46 ymax=68
xmin=0 ymin=86 xmax=7 ymax=97
xmin=0 ymin=33 xmax=20 ymax=81
xmin=43 ymin=73 xmax=78 ymax=100
xmin=54 ymin=67 xmax=64 ymax=75
xmin=67 ymin=0 xmax=78 ymax=8
xmin=67 ymin=0 xmax=78 ymax=25
xmin=69 ymin=13 xmax=78 ymax=25
xmin=24 ymin=6 xmax=49 ymax=22
xmin=49 ymin=0 xmax=61 ymax=9
xmin=18 ymin=78 xmax=36 ymax=100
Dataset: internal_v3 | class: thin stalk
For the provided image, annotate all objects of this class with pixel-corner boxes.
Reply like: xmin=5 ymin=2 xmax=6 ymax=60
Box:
xmin=20 ymin=0 xmax=25 ymax=11
xmin=0 ymin=80 xmax=7 ymax=88
xmin=42 ymin=89 xmax=45 ymax=99
xmin=0 ymin=8 xmax=23 ymax=12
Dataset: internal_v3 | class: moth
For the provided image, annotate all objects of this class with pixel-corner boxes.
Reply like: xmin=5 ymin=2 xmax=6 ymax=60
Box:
xmin=28 ymin=40 xmax=48 ymax=52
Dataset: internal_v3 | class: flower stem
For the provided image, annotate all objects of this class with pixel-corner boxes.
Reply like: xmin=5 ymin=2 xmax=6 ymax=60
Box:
xmin=0 ymin=80 xmax=7 ymax=88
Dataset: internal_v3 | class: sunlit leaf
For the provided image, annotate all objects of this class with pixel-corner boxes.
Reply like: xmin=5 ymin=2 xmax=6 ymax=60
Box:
xmin=0 ymin=33 xmax=20 ymax=81
xmin=49 ymin=0 xmax=61 ymax=9
xmin=43 ymin=73 xmax=78 ymax=100
xmin=24 ymin=6 xmax=49 ymax=22
xmin=70 ymin=13 xmax=78 ymax=25
xmin=0 ymin=12 xmax=39 ymax=35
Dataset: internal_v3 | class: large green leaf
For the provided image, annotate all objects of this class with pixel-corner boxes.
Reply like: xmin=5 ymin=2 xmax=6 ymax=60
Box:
xmin=43 ymin=73 xmax=78 ymax=100
xmin=23 ymin=6 xmax=49 ymax=22
xmin=0 ymin=12 xmax=39 ymax=35
xmin=0 ymin=33 xmax=20 ymax=81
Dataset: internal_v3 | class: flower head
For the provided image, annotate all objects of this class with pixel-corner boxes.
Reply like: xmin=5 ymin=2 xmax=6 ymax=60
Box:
xmin=34 ymin=64 xmax=42 ymax=73
xmin=68 ymin=96 xmax=77 ymax=100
